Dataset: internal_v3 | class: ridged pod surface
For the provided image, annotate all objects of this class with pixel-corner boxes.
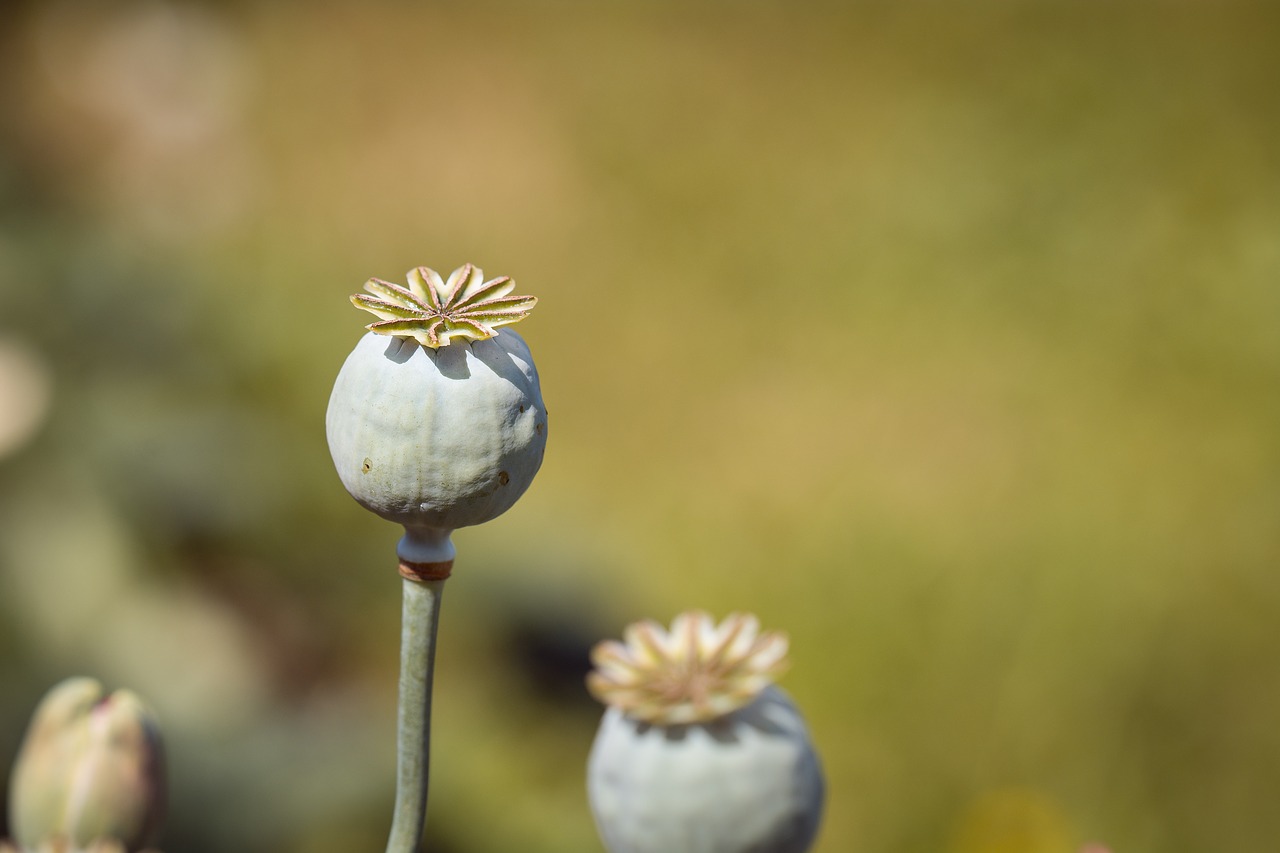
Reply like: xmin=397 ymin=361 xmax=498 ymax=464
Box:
xmin=326 ymin=328 xmax=547 ymax=537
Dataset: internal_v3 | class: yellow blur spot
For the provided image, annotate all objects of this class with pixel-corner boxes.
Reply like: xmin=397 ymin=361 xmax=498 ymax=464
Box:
xmin=949 ymin=788 xmax=1075 ymax=853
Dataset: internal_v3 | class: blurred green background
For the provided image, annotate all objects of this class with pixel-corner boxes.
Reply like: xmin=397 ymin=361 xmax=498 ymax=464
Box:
xmin=1 ymin=1 xmax=1278 ymax=852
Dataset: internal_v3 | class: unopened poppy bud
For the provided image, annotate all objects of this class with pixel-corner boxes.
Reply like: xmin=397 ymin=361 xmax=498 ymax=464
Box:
xmin=8 ymin=678 xmax=165 ymax=853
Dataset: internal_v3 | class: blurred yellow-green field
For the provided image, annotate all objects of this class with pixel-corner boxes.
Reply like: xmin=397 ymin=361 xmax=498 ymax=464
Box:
xmin=2 ymin=2 xmax=1278 ymax=852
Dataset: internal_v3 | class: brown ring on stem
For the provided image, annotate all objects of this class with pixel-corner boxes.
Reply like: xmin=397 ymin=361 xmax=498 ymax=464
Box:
xmin=398 ymin=559 xmax=454 ymax=582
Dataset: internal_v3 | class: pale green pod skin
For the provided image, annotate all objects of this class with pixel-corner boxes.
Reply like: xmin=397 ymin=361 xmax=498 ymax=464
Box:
xmin=588 ymin=686 xmax=825 ymax=853
xmin=325 ymin=328 xmax=547 ymax=564
xmin=9 ymin=678 xmax=165 ymax=853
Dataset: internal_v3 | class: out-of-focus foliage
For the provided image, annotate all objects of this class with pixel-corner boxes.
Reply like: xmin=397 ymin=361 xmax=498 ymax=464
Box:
xmin=1 ymin=2 xmax=1278 ymax=852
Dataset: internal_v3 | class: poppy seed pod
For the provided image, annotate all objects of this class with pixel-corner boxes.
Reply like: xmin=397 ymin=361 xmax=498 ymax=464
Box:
xmin=586 ymin=612 xmax=825 ymax=853
xmin=325 ymin=264 xmax=547 ymax=567
xmin=8 ymin=678 xmax=165 ymax=853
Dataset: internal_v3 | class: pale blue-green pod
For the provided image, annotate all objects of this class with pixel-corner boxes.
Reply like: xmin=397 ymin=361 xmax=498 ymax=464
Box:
xmin=8 ymin=678 xmax=165 ymax=853
xmin=588 ymin=687 xmax=825 ymax=853
xmin=586 ymin=613 xmax=825 ymax=853
xmin=327 ymin=265 xmax=547 ymax=568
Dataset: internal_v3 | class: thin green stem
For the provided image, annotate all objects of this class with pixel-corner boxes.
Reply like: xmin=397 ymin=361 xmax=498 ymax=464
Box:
xmin=385 ymin=576 xmax=445 ymax=853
